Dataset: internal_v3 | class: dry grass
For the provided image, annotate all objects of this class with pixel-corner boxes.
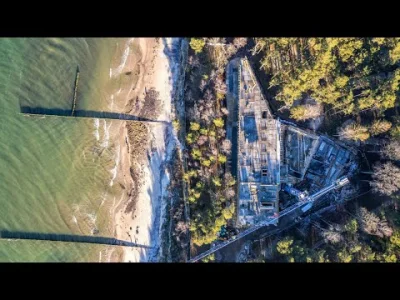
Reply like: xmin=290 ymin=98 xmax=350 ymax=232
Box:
xmin=124 ymin=122 xmax=149 ymax=213
xmin=126 ymin=122 xmax=149 ymax=162
xmin=140 ymin=88 xmax=161 ymax=119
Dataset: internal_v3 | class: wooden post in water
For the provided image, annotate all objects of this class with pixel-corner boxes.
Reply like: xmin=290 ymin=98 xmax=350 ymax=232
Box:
xmin=71 ymin=66 xmax=80 ymax=116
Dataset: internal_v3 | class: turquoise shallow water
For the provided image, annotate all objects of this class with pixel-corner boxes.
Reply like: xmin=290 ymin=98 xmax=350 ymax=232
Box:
xmin=0 ymin=38 xmax=128 ymax=262
xmin=0 ymin=240 xmax=122 ymax=262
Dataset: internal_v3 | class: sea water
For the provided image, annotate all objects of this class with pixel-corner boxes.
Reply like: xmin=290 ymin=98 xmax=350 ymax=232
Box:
xmin=0 ymin=38 xmax=132 ymax=262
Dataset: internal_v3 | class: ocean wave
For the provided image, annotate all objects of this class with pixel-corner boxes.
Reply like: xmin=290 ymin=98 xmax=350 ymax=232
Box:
xmin=86 ymin=212 xmax=97 ymax=226
xmin=109 ymin=94 xmax=114 ymax=110
xmin=99 ymin=192 xmax=107 ymax=208
xmin=109 ymin=144 xmax=121 ymax=187
xmin=101 ymin=120 xmax=112 ymax=148
xmin=111 ymin=38 xmax=135 ymax=78
xmin=93 ymin=118 xmax=100 ymax=141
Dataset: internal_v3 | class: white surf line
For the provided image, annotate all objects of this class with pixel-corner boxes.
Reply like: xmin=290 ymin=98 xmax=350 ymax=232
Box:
xmin=111 ymin=38 xmax=135 ymax=78
xmin=99 ymin=192 xmax=107 ymax=208
xmin=109 ymin=94 xmax=115 ymax=110
xmin=94 ymin=118 xmax=100 ymax=141
xmin=101 ymin=120 xmax=112 ymax=148
xmin=109 ymin=144 xmax=121 ymax=187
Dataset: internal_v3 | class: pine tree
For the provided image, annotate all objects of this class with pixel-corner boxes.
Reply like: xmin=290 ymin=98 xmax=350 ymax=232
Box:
xmin=290 ymin=104 xmax=321 ymax=121
xmin=339 ymin=123 xmax=370 ymax=142
xmin=381 ymin=140 xmax=400 ymax=161
xmin=369 ymin=120 xmax=392 ymax=136
xmin=371 ymin=162 xmax=400 ymax=196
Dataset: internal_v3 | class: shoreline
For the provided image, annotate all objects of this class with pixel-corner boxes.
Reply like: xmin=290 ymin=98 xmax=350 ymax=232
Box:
xmin=107 ymin=38 xmax=180 ymax=262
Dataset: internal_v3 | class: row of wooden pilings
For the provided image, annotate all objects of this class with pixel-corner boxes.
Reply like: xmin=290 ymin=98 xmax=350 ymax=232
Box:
xmin=71 ymin=66 xmax=80 ymax=116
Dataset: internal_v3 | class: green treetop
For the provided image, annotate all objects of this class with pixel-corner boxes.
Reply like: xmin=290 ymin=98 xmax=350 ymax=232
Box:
xmin=190 ymin=122 xmax=201 ymax=131
xmin=212 ymin=176 xmax=222 ymax=187
xmin=190 ymin=38 xmax=206 ymax=54
xmin=191 ymin=148 xmax=202 ymax=160
xmin=276 ymin=237 xmax=294 ymax=255
xmin=213 ymin=118 xmax=224 ymax=128
xmin=218 ymin=154 xmax=227 ymax=164
xmin=201 ymin=159 xmax=211 ymax=167
xmin=200 ymin=128 xmax=208 ymax=135
xmin=369 ymin=120 xmax=392 ymax=136
xmin=345 ymin=219 xmax=358 ymax=235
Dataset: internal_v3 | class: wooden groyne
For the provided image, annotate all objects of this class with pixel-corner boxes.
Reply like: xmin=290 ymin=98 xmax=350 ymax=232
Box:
xmin=71 ymin=66 xmax=80 ymax=116
xmin=0 ymin=230 xmax=153 ymax=249
xmin=20 ymin=107 xmax=169 ymax=125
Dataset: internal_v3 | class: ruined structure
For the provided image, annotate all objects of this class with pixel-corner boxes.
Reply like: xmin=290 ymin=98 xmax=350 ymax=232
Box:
xmin=226 ymin=58 xmax=357 ymax=227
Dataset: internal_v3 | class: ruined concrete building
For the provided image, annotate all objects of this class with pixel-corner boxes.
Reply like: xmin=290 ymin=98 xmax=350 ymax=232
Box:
xmin=226 ymin=58 xmax=357 ymax=227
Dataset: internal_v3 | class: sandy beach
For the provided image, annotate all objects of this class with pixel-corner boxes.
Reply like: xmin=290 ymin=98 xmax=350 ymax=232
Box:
xmin=102 ymin=38 xmax=180 ymax=262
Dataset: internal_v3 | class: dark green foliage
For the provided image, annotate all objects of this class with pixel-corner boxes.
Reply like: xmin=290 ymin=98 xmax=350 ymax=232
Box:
xmin=254 ymin=38 xmax=400 ymax=115
xmin=184 ymin=39 xmax=239 ymax=247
